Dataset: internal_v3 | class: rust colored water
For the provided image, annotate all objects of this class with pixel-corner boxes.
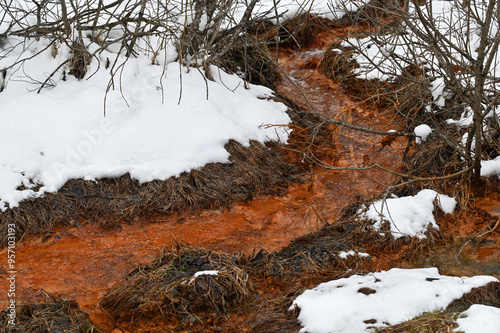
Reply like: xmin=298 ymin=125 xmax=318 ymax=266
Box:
xmin=0 ymin=34 xmax=406 ymax=331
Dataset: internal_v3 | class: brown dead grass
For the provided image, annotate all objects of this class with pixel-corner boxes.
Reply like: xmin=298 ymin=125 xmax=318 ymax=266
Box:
xmin=447 ymin=282 xmax=500 ymax=312
xmin=0 ymin=297 xmax=101 ymax=333
xmin=100 ymin=245 xmax=253 ymax=323
xmin=212 ymin=33 xmax=281 ymax=89
xmin=257 ymin=13 xmax=335 ymax=49
xmin=374 ymin=311 xmax=459 ymax=333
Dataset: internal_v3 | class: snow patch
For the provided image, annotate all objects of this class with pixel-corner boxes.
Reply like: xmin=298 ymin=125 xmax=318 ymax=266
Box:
xmin=291 ymin=268 xmax=498 ymax=333
xmin=414 ymin=124 xmax=432 ymax=144
xmin=338 ymin=250 xmax=370 ymax=259
xmin=0 ymin=53 xmax=290 ymax=211
xmin=481 ymin=156 xmax=500 ymax=178
xmin=194 ymin=270 xmax=219 ymax=278
xmin=454 ymin=304 xmax=500 ymax=333
xmin=360 ymin=189 xmax=456 ymax=239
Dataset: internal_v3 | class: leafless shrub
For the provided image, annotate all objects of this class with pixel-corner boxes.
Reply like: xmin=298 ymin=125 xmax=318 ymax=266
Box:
xmin=0 ymin=0 xmax=282 ymax=95
xmin=329 ymin=0 xmax=500 ymax=183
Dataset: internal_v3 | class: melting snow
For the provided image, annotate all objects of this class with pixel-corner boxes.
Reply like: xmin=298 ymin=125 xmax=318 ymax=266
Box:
xmin=291 ymin=267 xmax=498 ymax=333
xmin=360 ymin=189 xmax=456 ymax=239
xmin=414 ymin=124 xmax=432 ymax=144
xmin=454 ymin=304 xmax=500 ymax=333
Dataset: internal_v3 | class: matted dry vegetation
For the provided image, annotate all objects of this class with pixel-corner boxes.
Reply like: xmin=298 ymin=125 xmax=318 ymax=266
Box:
xmin=100 ymin=245 xmax=253 ymax=323
xmin=0 ymin=297 xmax=101 ymax=333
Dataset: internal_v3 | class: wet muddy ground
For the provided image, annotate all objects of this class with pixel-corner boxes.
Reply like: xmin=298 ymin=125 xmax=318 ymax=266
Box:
xmin=1 ymin=26 xmax=499 ymax=333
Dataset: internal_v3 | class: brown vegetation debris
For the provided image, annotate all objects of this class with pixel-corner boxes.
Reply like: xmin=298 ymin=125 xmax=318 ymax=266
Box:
xmin=446 ymin=281 xmax=500 ymax=312
xmin=374 ymin=311 xmax=458 ymax=333
xmin=210 ymin=34 xmax=281 ymax=89
xmin=318 ymin=43 xmax=359 ymax=81
xmin=257 ymin=13 xmax=335 ymax=49
xmin=100 ymin=245 xmax=253 ymax=322
xmin=0 ymin=297 xmax=101 ymax=333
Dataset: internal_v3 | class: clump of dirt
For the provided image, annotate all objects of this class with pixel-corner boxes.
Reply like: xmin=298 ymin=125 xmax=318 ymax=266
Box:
xmin=0 ymin=297 xmax=100 ymax=333
xmin=100 ymin=245 xmax=253 ymax=325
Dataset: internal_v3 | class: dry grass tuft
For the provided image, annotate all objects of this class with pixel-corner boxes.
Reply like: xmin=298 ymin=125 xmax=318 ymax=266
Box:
xmin=248 ymin=293 xmax=302 ymax=333
xmin=260 ymin=13 xmax=334 ymax=49
xmin=319 ymin=43 xmax=359 ymax=81
xmin=100 ymin=245 xmax=253 ymax=322
xmin=404 ymin=125 xmax=465 ymax=178
xmin=374 ymin=311 xmax=458 ymax=333
xmin=68 ymin=40 xmax=91 ymax=80
xmin=0 ymin=297 xmax=100 ymax=333
xmin=446 ymin=282 xmax=500 ymax=312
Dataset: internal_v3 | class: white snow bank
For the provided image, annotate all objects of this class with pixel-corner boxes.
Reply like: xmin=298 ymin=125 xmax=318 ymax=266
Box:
xmin=454 ymin=304 xmax=500 ymax=333
xmin=291 ymin=267 xmax=498 ymax=333
xmin=414 ymin=124 xmax=432 ymax=144
xmin=0 ymin=45 xmax=290 ymax=210
xmin=360 ymin=189 xmax=456 ymax=239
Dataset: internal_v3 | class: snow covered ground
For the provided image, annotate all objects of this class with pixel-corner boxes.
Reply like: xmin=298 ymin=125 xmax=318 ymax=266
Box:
xmin=0 ymin=1 xmax=297 ymax=211
xmin=455 ymin=304 xmax=500 ymax=333
xmin=0 ymin=44 xmax=290 ymax=211
xmin=360 ymin=189 xmax=456 ymax=239
xmin=291 ymin=268 xmax=499 ymax=333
